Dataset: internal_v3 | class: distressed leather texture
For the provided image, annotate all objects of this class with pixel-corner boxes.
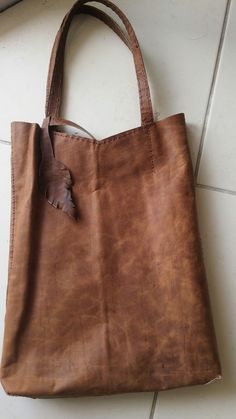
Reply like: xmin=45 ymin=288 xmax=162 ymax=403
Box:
xmin=0 ymin=0 xmax=221 ymax=398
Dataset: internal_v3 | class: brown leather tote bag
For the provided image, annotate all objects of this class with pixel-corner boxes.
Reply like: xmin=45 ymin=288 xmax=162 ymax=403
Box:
xmin=0 ymin=0 xmax=221 ymax=398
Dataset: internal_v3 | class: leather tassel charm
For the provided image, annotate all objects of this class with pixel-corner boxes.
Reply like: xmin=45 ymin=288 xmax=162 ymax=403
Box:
xmin=39 ymin=117 xmax=78 ymax=220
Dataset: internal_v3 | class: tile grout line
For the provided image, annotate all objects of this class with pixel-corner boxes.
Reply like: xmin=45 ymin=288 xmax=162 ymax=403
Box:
xmin=0 ymin=139 xmax=11 ymax=145
xmin=196 ymin=183 xmax=236 ymax=196
xmin=149 ymin=392 xmax=158 ymax=419
xmin=194 ymin=0 xmax=232 ymax=180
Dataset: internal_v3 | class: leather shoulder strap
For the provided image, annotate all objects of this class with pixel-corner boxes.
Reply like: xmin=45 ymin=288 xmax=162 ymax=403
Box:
xmin=45 ymin=0 xmax=154 ymax=126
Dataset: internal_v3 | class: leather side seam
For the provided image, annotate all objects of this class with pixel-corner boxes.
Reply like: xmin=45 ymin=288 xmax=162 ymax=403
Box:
xmin=147 ymin=125 xmax=155 ymax=173
xmin=8 ymin=125 xmax=16 ymax=273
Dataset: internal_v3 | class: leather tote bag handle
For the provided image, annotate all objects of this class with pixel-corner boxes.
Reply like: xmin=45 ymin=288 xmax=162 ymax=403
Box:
xmin=45 ymin=0 xmax=154 ymax=126
xmin=46 ymin=4 xmax=132 ymax=139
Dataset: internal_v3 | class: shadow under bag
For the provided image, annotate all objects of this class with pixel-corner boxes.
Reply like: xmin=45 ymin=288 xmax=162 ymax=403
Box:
xmin=0 ymin=0 xmax=221 ymax=398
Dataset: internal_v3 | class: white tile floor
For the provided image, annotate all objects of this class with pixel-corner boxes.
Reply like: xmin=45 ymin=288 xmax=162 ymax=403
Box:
xmin=0 ymin=1 xmax=235 ymax=418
